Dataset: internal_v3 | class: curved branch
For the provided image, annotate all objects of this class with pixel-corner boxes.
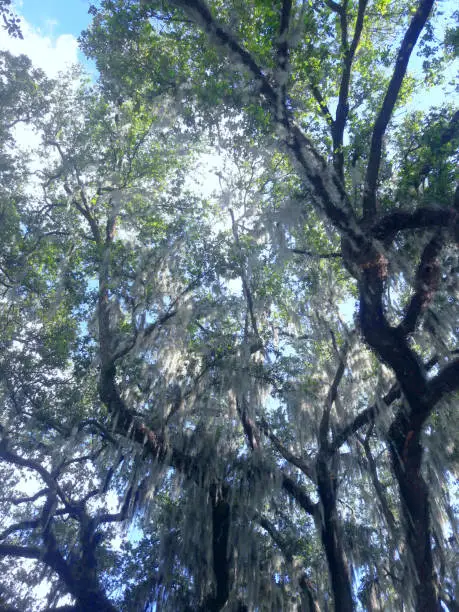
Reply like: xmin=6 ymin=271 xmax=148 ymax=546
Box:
xmin=0 ymin=441 xmax=68 ymax=506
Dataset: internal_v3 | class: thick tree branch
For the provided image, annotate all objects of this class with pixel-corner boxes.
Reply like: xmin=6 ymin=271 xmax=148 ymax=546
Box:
xmin=398 ymin=232 xmax=443 ymax=336
xmin=358 ymin=244 xmax=431 ymax=416
xmin=172 ymin=0 xmax=362 ymax=241
xmin=427 ymin=357 xmax=459 ymax=407
xmin=371 ymin=206 xmax=458 ymax=242
xmin=333 ymin=0 xmax=368 ymax=180
xmin=363 ymin=0 xmax=435 ymax=220
xmin=0 ymin=451 xmax=118 ymax=611
xmin=0 ymin=543 xmax=42 ymax=560
xmin=281 ymin=474 xmax=317 ymax=516
xmin=237 ymin=396 xmax=260 ymax=451
xmin=199 ymin=484 xmax=231 ymax=612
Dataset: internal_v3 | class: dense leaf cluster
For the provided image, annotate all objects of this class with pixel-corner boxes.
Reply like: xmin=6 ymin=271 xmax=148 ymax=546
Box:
xmin=0 ymin=1 xmax=458 ymax=610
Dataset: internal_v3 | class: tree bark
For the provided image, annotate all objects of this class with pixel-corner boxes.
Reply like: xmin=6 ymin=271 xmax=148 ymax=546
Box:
xmin=316 ymin=456 xmax=354 ymax=612
xmin=200 ymin=485 xmax=232 ymax=611
xmin=388 ymin=412 xmax=441 ymax=611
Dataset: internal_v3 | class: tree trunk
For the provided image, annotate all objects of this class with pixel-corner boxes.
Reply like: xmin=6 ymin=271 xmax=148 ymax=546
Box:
xmin=200 ymin=484 xmax=231 ymax=611
xmin=316 ymin=456 xmax=354 ymax=612
xmin=388 ymin=413 xmax=441 ymax=611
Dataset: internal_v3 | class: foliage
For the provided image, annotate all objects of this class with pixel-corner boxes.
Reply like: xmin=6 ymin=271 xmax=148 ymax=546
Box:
xmin=0 ymin=1 xmax=458 ymax=611
xmin=0 ymin=0 xmax=22 ymax=39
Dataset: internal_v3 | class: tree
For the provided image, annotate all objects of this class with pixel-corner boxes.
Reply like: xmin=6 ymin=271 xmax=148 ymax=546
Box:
xmin=0 ymin=0 xmax=22 ymax=39
xmin=0 ymin=0 xmax=458 ymax=610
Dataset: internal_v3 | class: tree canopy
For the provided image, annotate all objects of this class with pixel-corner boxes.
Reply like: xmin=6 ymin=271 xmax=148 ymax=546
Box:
xmin=0 ymin=1 xmax=458 ymax=610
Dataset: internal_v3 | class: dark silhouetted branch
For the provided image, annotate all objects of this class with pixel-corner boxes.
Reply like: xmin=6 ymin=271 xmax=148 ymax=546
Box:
xmin=333 ymin=0 xmax=368 ymax=180
xmin=291 ymin=248 xmax=341 ymax=258
xmin=281 ymin=474 xmax=317 ymax=516
xmin=398 ymin=232 xmax=442 ymax=336
xmin=428 ymin=358 xmax=459 ymax=407
xmin=363 ymin=0 xmax=435 ymax=220
xmin=371 ymin=206 xmax=457 ymax=242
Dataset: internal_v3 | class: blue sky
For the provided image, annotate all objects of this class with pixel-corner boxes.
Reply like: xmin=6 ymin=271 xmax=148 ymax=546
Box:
xmin=0 ymin=1 xmax=96 ymax=77
xmin=18 ymin=0 xmax=92 ymax=41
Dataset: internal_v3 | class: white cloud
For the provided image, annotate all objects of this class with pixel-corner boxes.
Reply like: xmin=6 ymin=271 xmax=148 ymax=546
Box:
xmin=0 ymin=15 xmax=79 ymax=77
xmin=1 ymin=15 xmax=81 ymax=156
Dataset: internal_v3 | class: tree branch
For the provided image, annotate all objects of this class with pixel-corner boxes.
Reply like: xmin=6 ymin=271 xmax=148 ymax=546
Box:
xmin=398 ymin=232 xmax=443 ymax=336
xmin=0 ymin=441 xmax=68 ymax=506
xmin=260 ymin=419 xmax=315 ymax=482
xmin=277 ymin=0 xmax=292 ymax=105
xmin=308 ymin=81 xmax=335 ymax=127
xmin=236 ymin=396 xmax=260 ymax=451
xmin=230 ymin=209 xmax=261 ymax=340
xmin=173 ymin=0 xmax=277 ymax=108
xmin=257 ymin=513 xmax=320 ymax=609
xmin=281 ymin=473 xmax=317 ymax=516
xmin=0 ymin=519 xmax=40 ymax=541
xmin=44 ymin=139 xmax=101 ymax=243
xmin=291 ymin=248 xmax=341 ymax=258
xmin=324 ymin=0 xmax=343 ymax=14
xmin=7 ymin=489 xmax=49 ymax=505
xmin=333 ymin=0 xmax=368 ymax=180
xmin=0 ymin=543 xmax=42 ymax=560
xmin=371 ymin=206 xmax=458 ymax=242
xmin=358 ymin=426 xmax=396 ymax=530
xmin=363 ymin=0 xmax=435 ymax=220
xmin=427 ymin=357 xmax=459 ymax=407
xmin=319 ymin=335 xmax=352 ymax=450
xmin=330 ymin=383 xmax=400 ymax=453
xmin=172 ymin=0 xmax=360 ymax=239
